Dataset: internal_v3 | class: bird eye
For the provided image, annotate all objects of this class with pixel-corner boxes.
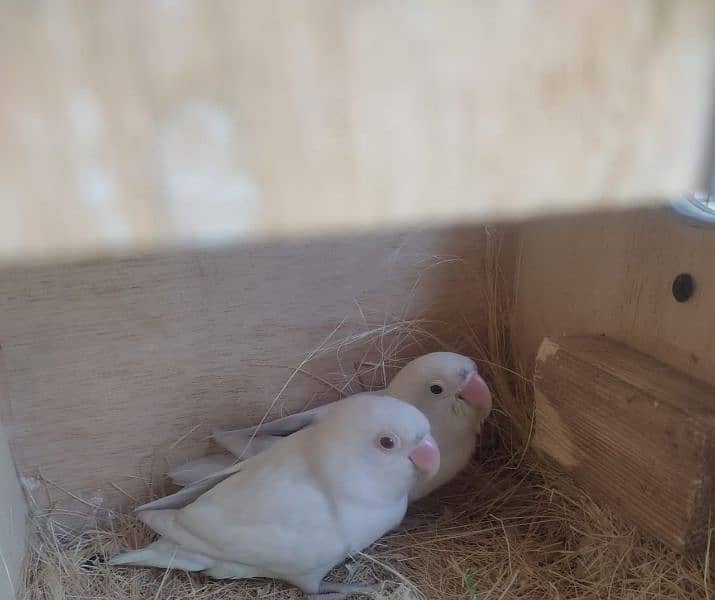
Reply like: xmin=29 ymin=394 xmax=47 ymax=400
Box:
xmin=429 ymin=384 xmax=443 ymax=395
xmin=379 ymin=436 xmax=396 ymax=450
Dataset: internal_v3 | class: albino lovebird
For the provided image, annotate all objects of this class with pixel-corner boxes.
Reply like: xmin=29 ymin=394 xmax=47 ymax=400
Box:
xmin=110 ymin=394 xmax=440 ymax=599
xmin=170 ymin=352 xmax=492 ymax=501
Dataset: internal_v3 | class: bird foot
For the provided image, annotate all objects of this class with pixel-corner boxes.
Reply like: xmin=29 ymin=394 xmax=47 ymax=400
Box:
xmin=307 ymin=579 xmax=381 ymax=599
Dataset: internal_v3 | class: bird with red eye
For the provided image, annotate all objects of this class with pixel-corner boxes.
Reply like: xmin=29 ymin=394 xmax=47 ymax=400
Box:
xmin=379 ymin=435 xmax=396 ymax=450
xmin=112 ymin=394 xmax=442 ymax=599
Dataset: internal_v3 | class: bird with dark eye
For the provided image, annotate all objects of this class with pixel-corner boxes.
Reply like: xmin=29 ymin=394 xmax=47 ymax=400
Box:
xmin=429 ymin=384 xmax=443 ymax=395
xmin=379 ymin=436 xmax=396 ymax=450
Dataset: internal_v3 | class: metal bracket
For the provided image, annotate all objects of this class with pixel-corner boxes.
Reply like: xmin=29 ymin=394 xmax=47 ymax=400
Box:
xmin=672 ymin=108 xmax=715 ymax=228
xmin=670 ymin=192 xmax=715 ymax=228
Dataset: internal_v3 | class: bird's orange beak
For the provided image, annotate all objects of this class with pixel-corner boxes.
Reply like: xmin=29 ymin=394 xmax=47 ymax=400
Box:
xmin=409 ymin=433 xmax=440 ymax=478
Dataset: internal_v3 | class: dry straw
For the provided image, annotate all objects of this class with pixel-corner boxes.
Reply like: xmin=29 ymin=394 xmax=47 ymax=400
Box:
xmin=19 ymin=233 xmax=714 ymax=599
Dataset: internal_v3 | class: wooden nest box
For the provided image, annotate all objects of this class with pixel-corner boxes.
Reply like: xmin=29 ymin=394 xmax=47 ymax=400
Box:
xmin=1 ymin=2 xmax=715 ymax=597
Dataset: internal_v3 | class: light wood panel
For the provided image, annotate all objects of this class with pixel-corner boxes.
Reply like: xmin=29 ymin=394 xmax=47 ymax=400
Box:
xmin=0 ymin=423 xmax=25 ymax=600
xmin=0 ymin=226 xmax=492 ymax=512
xmin=512 ymin=207 xmax=715 ymax=387
xmin=533 ymin=336 xmax=714 ymax=552
xmin=1 ymin=1 xmax=714 ymax=264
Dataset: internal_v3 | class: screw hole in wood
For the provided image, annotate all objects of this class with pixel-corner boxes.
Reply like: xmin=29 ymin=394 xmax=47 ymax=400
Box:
xmin=672 ymin=273 xmax=694 ymax=302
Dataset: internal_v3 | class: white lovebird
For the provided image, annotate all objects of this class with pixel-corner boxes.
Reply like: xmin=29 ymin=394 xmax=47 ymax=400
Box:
xmin=170 ymin=352 xmax=492 ymax=500
xmin=110 ymin=394 xmax=440 ymax=599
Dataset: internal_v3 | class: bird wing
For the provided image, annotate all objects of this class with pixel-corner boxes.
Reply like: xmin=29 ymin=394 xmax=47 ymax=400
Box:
xmin=211 ymin=403 xmax=334 ymax=455
xmin=137 ymin=461 xmax=244 ymax=511
xmin=143 ymin=438 xmax=346 ymax=575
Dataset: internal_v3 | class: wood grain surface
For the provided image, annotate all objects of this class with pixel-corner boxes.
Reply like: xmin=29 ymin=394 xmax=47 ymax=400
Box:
xmin=513 ymin=207 xmax=715 ymax=388
xmin=533 ymin=335 xmax=715 ymax=551
xmin=0 ymin=225 xmax=494 ymax=511
xmin=1 ymin=1 xmax=714 ymax=263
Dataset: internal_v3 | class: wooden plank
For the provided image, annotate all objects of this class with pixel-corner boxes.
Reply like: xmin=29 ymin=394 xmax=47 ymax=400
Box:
xmin=1 ymin=1 xmax=714 ymax=264
xmin=0 ymin=226 xmax=495 ymax=512
xmin=0 ymin=423 xmax=26 ymax=600
xmin=533 ymin=335 xmax=715 ymax=552
xmin=512 ymin=207 xmax=715 ymax=388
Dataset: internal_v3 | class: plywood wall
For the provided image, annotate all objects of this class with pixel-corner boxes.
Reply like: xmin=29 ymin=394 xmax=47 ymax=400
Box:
xmin=0 ymin=423 xmax=25 ymax=600
xmin=512 ymin=207 xmax=715 ymax=387
xmin=0 ymin=226 xmax=495 ymax=512
xmin=3 ymin=207 xmax=714 ymax=513
xmin=2 ymin=1 xmax=714 ymax=264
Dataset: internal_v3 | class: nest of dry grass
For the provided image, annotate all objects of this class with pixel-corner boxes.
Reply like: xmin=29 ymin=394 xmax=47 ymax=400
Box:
xmin=18 ymin=238 xmax=714 ymax=599
xmin=19 ymin=448 xmax=713 ymax=599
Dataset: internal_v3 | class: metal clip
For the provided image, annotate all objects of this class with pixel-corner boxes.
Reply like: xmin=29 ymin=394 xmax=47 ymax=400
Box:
xmin=670 ymin=192 xmax=715 ymax=228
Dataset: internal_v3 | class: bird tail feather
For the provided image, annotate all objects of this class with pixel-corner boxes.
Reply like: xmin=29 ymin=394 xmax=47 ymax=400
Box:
xmin=168 ymin=454 xmax=236 ymax=487
xmin=108 ymin=539 xmax=214 ymax=571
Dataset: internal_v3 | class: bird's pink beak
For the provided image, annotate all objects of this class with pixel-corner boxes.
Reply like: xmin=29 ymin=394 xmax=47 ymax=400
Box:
xmin=457 ymin=371 xmax=492 ymax=410
xmin=409 ymin=433 xmax=440 ymax=478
